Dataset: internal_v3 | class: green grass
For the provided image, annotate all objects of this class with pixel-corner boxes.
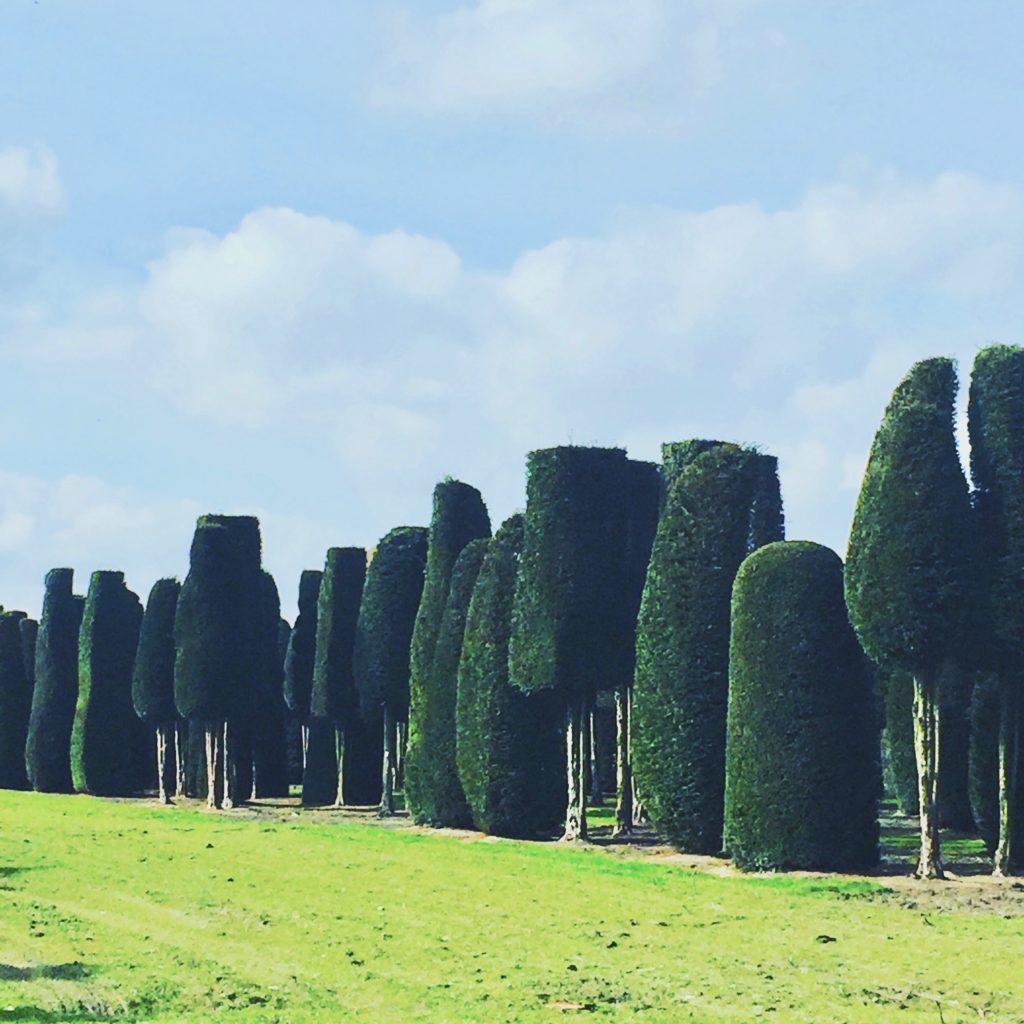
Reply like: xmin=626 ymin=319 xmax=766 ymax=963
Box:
xmin=1 ymin=792 xmax=1021 ymax=1023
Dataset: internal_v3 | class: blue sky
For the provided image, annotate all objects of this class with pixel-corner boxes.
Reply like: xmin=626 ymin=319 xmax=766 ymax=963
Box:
xmin=2 ymin=0 xmax=1023 ymax=618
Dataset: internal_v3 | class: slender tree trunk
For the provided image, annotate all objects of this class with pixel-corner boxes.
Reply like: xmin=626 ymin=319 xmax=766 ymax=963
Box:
xmin=205 ymin=721 xmax=224 ymax=810
xmin=221 ymin=720 xmax=235 ymax=809
xmin=614 ymin=684 xmax=633 ymax=836
xmin=995 ymin=686 xmax=1020 ymax=876
xmin=562 ymin=698 xmax=588 ymax=841
xmin=175 ymin=721 xmax=186 ymax=798
xmin=155 ymin=727 xmax=169 ymax=804
xmin=334 ymin=728 xmax=346 ymax=808
xmin=379 ymin=709 xmax=395 ymax=817
xmin=301 ymin=724 xmax=310 ymax=772
xmin=395 ymin=719 xmax=407 ymax=792
xmin=912 ymin=670 xmax=943 ymax=879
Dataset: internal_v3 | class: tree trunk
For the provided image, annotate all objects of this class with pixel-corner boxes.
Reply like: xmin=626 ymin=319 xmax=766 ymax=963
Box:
xmin=995 ymin=686 xmax=1020 ymax=876
xmin=301 ymin=724 xmax=310 ymax=772
xmin=155 ymin=726 xmax=169 ymax=804
xmin=912 ymin=671 xmax=943 ymax=879
xmin=205 ymin=721 xmax=224 ymax=810
xmin=221 ymin=720 xmax=235 ymax=809
xmin=379 ymin=709 xmax=395 ymax=817
xmin=588 ymin=710 xmax=602 ymax=806
xmin=614 ymin=684 xmax=633 ymax=836
xmin=395 ymin=719 xmax=407 ymax=792
xmin=334 ymin=728 xmax=346 ymax=808
xmin=562 ymin=698 xmax=588 ymax=841
xmin=175 ymin=721 xmax=186 ymax=798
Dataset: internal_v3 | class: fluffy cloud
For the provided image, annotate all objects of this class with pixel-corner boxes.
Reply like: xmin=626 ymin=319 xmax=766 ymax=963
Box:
xmin=0 ymin=146 xmax=63 ymax=219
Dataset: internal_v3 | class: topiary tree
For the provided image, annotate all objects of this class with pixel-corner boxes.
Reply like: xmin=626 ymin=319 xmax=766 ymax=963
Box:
xmin=252 ymin=572 xmax=290 ymax=799
xmin=354 ymin=525 xmax=428 ymax=815
xmin=25 ymin=570 xmax=84 ymax=793
xmin=406 ymin=480 xmax=491 ymax=828
xmin=174 ymin=514 xmax=263 ymax=808
xmin=509 ymin=447 xmax=654 ymax=841
xmin=457 ymin=515 xmax=565 ymax=837
xmin=19 ymin=618 xmax=37 ymax=696
xmin=310 ymin=547 xmax=367 ymax=805
xmin=284 ymin=569 xmax=323 ymax=761
xmin=0 ymin=611 xmax=31 ymax=790
xmin=633 ymin=442 xmax=780 ymax=854
xmin=724 ymin=541 xmax=879 ymax=871
xmin=71 ymin=571 xmax=144 ymax=796
xmin=132 ymin=578 xmax=181 ymax=803
xmin=968 ymin=344 xmax=1024 ymax=874
xmin=846 ymin=357 xmax=972 ymax=878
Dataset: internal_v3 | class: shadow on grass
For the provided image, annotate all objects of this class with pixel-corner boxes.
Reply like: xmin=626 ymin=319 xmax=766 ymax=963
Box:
xmin=0 ymin=1009 xmax=115 ymax=1022
xmin=0 ymin=962 xmax=90 ymax=982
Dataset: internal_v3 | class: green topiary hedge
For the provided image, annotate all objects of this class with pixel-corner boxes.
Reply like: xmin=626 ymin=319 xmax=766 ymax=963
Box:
xmin=457 ymin=515 xmax=565 ymax=837
xmin=71 ymin=571 xmax=144 ymax=796
xmin=19 ymin=617 xmax=37 ymax=695
xmin=284 ymin=569 xmax=323 ymax=725
xmin=0 ymin=610 xmax=31 ymax=790
xmin=253 ymin=572 xmax=290 ymax=798
xmin=132 ymin=579 xmax=181 ymax=729
xmin=724 ymin=541 xmax=880 ymax=871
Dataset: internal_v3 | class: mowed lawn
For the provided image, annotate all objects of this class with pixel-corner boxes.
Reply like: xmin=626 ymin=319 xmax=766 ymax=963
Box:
xmin=1 ymin=792 xmax=1021 ymax=1023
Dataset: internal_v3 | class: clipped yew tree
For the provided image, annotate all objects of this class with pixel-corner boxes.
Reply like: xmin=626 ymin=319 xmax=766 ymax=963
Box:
xmin=0 ymin=611 xmax=31 ymax=789
xmin=310 ymin=547 xmax=367 ymax=805
xmin=509 ymin=447 xmax=655 ymax=841
xmin=406 ymin=480 xmax=491 ymax=827
xmin=26 ymin=570 xmax=84 ymax=792
xmin=71 ymin=572 xmax=144 ymax=796
xmin=252 ymin=571 xmax=290 ymax=798
xmin=132 ymin=578 xmax=181 ymax=803
xmin=724 ymin=541 xmax=879 ymax=871
xmin=633 ymin=442 xmax=781 ymax=854
xmin=19 ymin=618 xmax=37 ymax=694
xmin=354 ymin=526 xmax=428 ymax=815
xmin=846 ymin=357 xmax=972 ymax=878
xmin=969 ymin=344 xmax=1024 ymax=873
xmin=457 ymin=515 xmax=565 ymax=837
xmin=284 ymin=569 xmax=323 ymax=755
xmin=174 ymin=515 xmax=262 ymax=808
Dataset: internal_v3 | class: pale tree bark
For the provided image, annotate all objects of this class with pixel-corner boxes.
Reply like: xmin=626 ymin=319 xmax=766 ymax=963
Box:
xmin=614 ymin=684 xmax=633 ymax=837
xmin=205 ymin=721 xmax=224 ymax=810
xmin=588 ymin=710 xmax=603 ymax=806
xmin=912 ymin=670 xmax=943 ymax=879
xmin=300 ymin=724 xmax=310 ymax=772
xmin=334 ymin=729 xmax=346 ymax=808
xmin=221 ymin=720 xmax=235 ymax=809
xmin=562 ymin=698 xmax=588 ymax=841
xmin=395 ymin=720 xmax=407 ymax=792
xmin=994 ymin=686 xmax=1020 ymax=876
xmin=379 ymin=709 xmax=396 ymax=817
xmin=155 ymin=725 xmax=171 ymax=804
xmin=175 ymin=721 xmax=186 ymax=798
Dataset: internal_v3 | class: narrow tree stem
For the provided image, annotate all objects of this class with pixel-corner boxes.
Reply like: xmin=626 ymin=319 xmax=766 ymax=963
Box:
xmin=614 ymin=684 xmax=633 ymax=837
xmin=995 ymin=686 xmax=1019 ymax=876
xmin=334 ymin=728 xmax=346 ymax=809
xmin=912 ymin=671 xmax=943 ymax=879
xmin=563 ymin=698 xmax=588 ymax=841
xmin=379 ymin=709 xmax=395 ymax=817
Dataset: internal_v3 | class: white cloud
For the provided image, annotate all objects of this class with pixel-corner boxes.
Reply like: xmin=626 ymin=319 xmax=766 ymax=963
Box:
xmin=0 ymin=146 xmax=63 ymax=218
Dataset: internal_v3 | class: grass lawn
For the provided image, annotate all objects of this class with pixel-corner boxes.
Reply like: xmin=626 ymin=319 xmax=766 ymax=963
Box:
xmin=1 ymin=791 xmax=1021 ymax=1023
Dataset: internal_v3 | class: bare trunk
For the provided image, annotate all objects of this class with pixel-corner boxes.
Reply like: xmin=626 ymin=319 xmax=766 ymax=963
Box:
xmin=395 ymin=719 xmax=407 ymax=792
xmin=614 ymin=684 xmax=633 ymax=836
xmin=174 ymin=721 xmax=186 ymax=798
xmin=562 ymin=699 xmax=588 ymax=841
xmin=221 ymin=720 xmax=235 ymax=809
xmin=912 ymin=671 xmax=943 ymax=879
xmin=334 ymin=729 xmax=346 ymax=808
xmin=205 ymin=721 xmax=223 ymax=810
xmin=155 ymin=725 xmax=171 ymax=804
xmin=301 ymin=724 xmax=310 ymax=773
xmin=995 ymin=687 xmax=1020 ymax=876
xmin=379 ymin=709 xmax=396 ymax=817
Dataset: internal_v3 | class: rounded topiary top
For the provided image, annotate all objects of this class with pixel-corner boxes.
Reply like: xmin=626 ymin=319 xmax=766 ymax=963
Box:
xmin=132 ymin=577 xmax=181 ymax=728
xmin=284 ymin=569 xmax=323 ymax=723
xmin=311 ymin=548 xmax=366 ymax=727
xmin=354 ymin=526 xmax=428 ymax=723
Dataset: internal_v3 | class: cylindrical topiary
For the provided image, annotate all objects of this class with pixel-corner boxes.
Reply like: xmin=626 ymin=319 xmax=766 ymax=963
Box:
xmin=71 ymin=571 xmax=145 ymax=796
xmin=457 ymin=515 xmax=565 ymax=837
xmin=252 ymin=572 xmax=290 ymax=799
xmin=19 ymin=618 xmax=37 ymax=695
xmin=0 ymin=611 xmax=31 ymax=790
xmin=301 ymin=714 xmax=338 ymax=806
xmin=406 ymin=480 xmax=491 ymax=827
xmin=132 ymin=577 xmax=181 ymax=803
xmin=846 ymin=358 xmax=972 ymax=878
xmin=354 ymin=525 xmax=428 ymax=815
xmin=25 ymin=570 xmax=84 ymax=793
xmin=310 ymin=547 xmax=366 ymax=805
xmin=284 ymin=570 xmax=323 ymax=738
xmin=725 ymin=541 xmax=880 ymax=871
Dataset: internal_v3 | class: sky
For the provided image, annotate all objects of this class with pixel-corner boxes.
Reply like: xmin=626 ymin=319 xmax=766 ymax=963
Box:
xmin=2 ymin=0 xmax=1023 ymax=619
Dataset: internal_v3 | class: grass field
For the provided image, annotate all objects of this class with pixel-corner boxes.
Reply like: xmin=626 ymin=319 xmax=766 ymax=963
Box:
xmin=1 ymin=792 xmax=1022 ymax=1023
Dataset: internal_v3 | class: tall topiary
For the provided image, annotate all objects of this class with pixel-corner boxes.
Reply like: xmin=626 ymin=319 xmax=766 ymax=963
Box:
xmin=284 ymin=569 xmax=323 ymax=756
xmin=0 ymin=611 xmax=31 ymax=790
xmin=354 ymin=525 xmax=428 ymax=815
xmin=310 ymin=547 xmax=367 ymax=805
xmin=968 ymin=344 xmax=1024 ymax=873
xmin=71 ymin=571 xmax=144 ymax=796
xmin=252 ymin=572 xmax=290 ymax=798
xmin=132 ymin=578 xmax=181 ymax=803
xmin=25 ymin=570 xmax=84 ymax=793
xmin=457 ymin=515 xmax=565 ymax=837
xmin=846 ymin=357 xmax=972 ymax=878
xmin=19 ymin=618 xmax=37 ymax=695
xmin=724 ymin=542 xmax=879 ymax=871
xmin=406 ymin=481 xmax=491 ymax=826
xmin=174 ymin=514 xmax=263 ymax=808
xmin=633 ymin=442 xmax=776 ymax=854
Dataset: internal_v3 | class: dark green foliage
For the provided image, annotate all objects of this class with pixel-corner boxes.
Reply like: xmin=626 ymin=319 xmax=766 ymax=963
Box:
xmin=19 ymin=618 xmax=37 ymax=694
xmin=301 ymin=715 xmax=338 ymax=806
xmin=632 ymin=443 xmax=765 ymax=854
xmin=174 ymin=515 xmax=263 ymax=722
xmin=882 ymin=669 xmax=918 ymax=815
xmin=938 ymin=662 xmax=974 ymax=831
xmin=354 ymin=526 xmax=428 ymax=724
xmin=132 ymin=578 xmax=181 ymax=728
xmin=845 ymin=358 xmax=972 ymax=673
xmin=186 ymin=717 xmax=207 ymax=799
xmin=724 ymin=542 xmax=880 ymax=871
xmin=969 ymin=673 xmax=1001 ymax=853
xmin=310 ymin=549 xmax=366 ymax=728
xmin=406 ymin=480 xmax=491 ymax=827
xmin=0 ymin=611 xmax=31 ymax=789
xmin=26 ymin=570 xmax=84 ymax=793
xmin=253 ymin=575 xmax=290 ymax=799
xmin=457 ymin=515 xmax=566 ymax=837
xmin=749 ymin=454 xmax=786 ymax=549
xmin=71 ymin=571 xmax=144 ymax=796
xmin=284 ymin=570 xmax=323 ymax=724
xmin=342 ymin=707 xmax=384 ymax=805
xmin=407 ymin=539 xmax=490 ymax=827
